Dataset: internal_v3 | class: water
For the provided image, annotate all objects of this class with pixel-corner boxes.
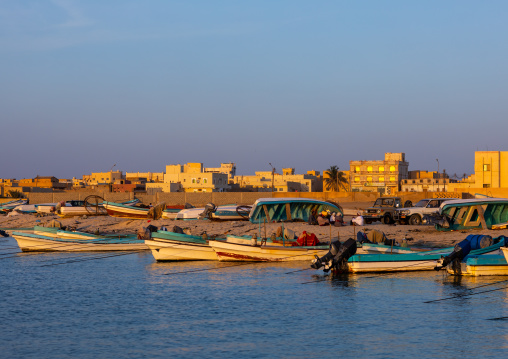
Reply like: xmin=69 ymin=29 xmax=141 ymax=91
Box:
xmin=1 ymin=236 xmax=508 ymax=358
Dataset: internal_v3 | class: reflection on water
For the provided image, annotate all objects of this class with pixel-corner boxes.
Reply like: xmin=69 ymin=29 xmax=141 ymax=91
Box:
xmin=1 ymin=236 xmax=508 ymax=358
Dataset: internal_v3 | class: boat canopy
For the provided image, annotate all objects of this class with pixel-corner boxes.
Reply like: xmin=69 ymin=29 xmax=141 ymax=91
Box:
xmin=249 ymin=198 xmax=342 ymax=224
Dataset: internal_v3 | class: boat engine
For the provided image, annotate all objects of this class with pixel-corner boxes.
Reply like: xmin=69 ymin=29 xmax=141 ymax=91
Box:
xmin=0 ymin=229 xmax=8 ymax=237
xmin=434 ymin=238 xmax=472 ymax=271
xmin=311 ymin=238 xmax=357 ymax=273
xmin=198 ymin=203 xmax=217 ymax=220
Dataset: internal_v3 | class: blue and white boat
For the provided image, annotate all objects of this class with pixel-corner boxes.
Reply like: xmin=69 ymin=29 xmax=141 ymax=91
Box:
xmin=0 ymin=199 xmax=28 ymax=213
xmin=446 ymin=254 xmax=508 ymax=276
xmin=347 ymin=235 xmax=506 ymax=273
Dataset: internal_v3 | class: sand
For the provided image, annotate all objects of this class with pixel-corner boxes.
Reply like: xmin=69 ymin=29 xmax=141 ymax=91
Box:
xmin=2 ymin=203 xmax=508 ymax=249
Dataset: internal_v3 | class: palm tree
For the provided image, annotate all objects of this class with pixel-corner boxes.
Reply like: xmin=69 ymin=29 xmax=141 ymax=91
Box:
xmin=324 ymin=166 xmax=349 ymax=192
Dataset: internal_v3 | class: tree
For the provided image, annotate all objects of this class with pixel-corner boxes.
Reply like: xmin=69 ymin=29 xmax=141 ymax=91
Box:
xmin=7 ymin=190 xmax=24 ymax=198
xmin=324 ymin=166 xmax=349 ymax=192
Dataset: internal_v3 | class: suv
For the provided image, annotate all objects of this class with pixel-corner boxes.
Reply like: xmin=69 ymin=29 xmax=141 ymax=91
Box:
xmin=362 ymin=197 xmax=402 ymax=224
xmin=394 ymin=198 xmax=450 ymax=225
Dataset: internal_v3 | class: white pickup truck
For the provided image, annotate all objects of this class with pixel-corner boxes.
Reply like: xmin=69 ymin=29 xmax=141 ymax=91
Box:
xmin=394 ymin=198 xmax=451 ymax=225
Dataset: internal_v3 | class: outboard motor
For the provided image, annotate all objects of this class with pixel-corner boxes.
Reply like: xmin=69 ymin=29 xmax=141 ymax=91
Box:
xmin=198 ymin=203 xmax=217 ymax=220
xmin=0 ymin=229 xmax=8 ymax=237
xmin=434 ymin=238 xmax=472 ymax=271
xmin=311 ymin=238 xmax=357 ymax=273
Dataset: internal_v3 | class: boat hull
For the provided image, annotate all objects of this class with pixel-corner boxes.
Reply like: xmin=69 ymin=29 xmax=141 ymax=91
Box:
xmin=103 ymin=201 xmax=149 ymax=219
xmin=447 ymin=254 xmax=508 ymax=276
xmin=209 ymin=240 xmax=328 ymax=262
xmin=145 ymin=238 xmax=217 ymax=261
xmin=12 ymin=232 xmax=147 ymax=252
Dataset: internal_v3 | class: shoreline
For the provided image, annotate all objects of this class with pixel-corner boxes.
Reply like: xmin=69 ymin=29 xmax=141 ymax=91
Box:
xmin=3 ymin=203 xmax=508 ymax=249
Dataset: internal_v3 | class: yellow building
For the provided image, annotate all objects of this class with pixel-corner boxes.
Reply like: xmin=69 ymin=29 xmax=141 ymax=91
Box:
xmin=232 ymin=168 xmax=322 ymax=192
xmin=161 ymin=163 xmax=229 ymax=192
xmin=125 ymin=172 xmax=164 ymax=183
xmin=448 ymin=151 xmax=508 ymax=191
xmin=349 ymin=153 xmax=409 ymax=194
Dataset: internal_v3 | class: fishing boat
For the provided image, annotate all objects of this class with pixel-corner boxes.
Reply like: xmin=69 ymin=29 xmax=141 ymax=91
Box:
xmin=446 ymin=254 xmax=508 ymax=276
xmin=145 ymin=230 xmax=218 ymax=261
xmin=347 ymin=236 xmax=506 ymax=273
xmin=248 ymin=198 xmax=342 ymax=223
xmin=12 ymin=231 xmax=147 ymax=252
xmin=175 ymin=204 xmax=250 ymax=221
xmin=429 ymin=198 xmax=508 ymax=231
xmin=146 ymin=229 xmax=300 ymax=261
xmin=102 ymin=201 xmax=150 ymax=219
xmin=209 ymin=240 xmax=329 ymax=262
xmin=358 ymin=242 xmax=436 ymax=254
xmin=57 ymin=199 xmax=140 ymax=218
xmin=0 ymin=199 xmax=28 ymax=213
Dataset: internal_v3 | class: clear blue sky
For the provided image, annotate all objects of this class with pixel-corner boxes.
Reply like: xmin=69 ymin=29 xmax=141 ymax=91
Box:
xmin=1 ymin=1 xmax=507 ymax=180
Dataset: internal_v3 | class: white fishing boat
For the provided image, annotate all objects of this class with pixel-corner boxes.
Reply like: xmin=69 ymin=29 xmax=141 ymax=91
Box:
xmin=175 ymin=204 xmax=250 ymax=221
xmin=145 ymin=230 xmax=217 ymax=261
xmin=12 ymin=231 xmax=147 ymax=252
xmin=102 ymin=201 xmax=149 ymax=219
xmin=209 ymin=240 xmax=328 ymax=262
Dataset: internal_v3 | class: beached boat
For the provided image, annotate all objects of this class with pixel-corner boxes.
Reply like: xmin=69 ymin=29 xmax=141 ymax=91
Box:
xmin=347 ymin=236 xmax=506 ymax=273
xmin=430 ymin=198 xmax=508 ymax=231
xmin=12 ymin=231 xmax=147 ymax=252
xmin=0 ymin=199 xmax=28 ymax=213
xmin=175 ymin=204 xmax=250 ymax=221
xmin=145 ymin=230 xmax=218 ymax=261
xmin=102 ymin=201 xmax=150 ymax=219
xmin=248 ymin=198 xmax=342 ymax=223
xmin=225 ymin=234 xmax=296 ymax=247
xmin=209 ymin=240 xmax=329 ymax=262
xmin=446 ymin=254 xmax=508 ymax=276
xmin=56 ymin=199 xmax=140 ymax=218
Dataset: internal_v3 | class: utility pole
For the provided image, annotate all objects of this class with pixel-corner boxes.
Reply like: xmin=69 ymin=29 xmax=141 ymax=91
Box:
xmin=269 ymin=163 xmax=275 ymax=192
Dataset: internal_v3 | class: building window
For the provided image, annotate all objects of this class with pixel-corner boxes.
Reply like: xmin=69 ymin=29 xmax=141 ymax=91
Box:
xmin=379 ymin=166 xmax=385 ymax=172
xmin=390 ymin=176 xmax=396 ymax=182
xmin=367 ymin=176 xmax=373 ymax=182
xmin=389 ymin=166 xmax=396 ymax=172
xmin=192 ymin=178 xmax=196 ymax=184
xmin=355 ymin=166 xmax=360 ymax=172
xmin=203 ymin=178 xmax=208 ymax=184
xmin=367 ymin=166 xmax=373 ymax=172
xmin=354 ymin=177 xmax=360 ymax=182
xmin=483 ymin=184 xmax=491 ymax=188
xmin=379 ymin=176 xmax=384 ymax=182
xmin=483 ymin=164 xmax=490 ymax=171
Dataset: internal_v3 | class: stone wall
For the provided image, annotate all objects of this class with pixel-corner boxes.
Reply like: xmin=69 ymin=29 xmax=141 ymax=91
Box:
xmin=19 ymin=188 xmax=508 ymax=207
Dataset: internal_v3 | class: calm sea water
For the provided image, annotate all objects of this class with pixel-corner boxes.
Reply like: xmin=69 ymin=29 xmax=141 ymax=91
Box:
xmin=1 ymin=236 xmax=508 ymax=358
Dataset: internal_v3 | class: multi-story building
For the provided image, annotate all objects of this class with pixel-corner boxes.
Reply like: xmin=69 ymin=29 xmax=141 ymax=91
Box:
xmin=349 ymin=153 xmax=409 ymax=194
xmin=231 ymin=168 xmax=322 ymax=192
xmin=204 ymin=163 xmax=236 ymax=182
xmin=125 ymin=172 xmax=164 ymax=183
xmin=18 ymin=176 xmax=69 ymax=190
xmin=401 ymin=170 xmax=454 ymax=192
xmin=83 ymin=171 xmax=123 ymax=185
xmin=147 ymin=163 xmax=230 ymax=192
xmin=448 ymin=151 xmax=508 ymax=191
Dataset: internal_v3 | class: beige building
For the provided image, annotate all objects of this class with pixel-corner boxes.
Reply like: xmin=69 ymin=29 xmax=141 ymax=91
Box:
xmin=83 ymin=171 xmax=123 ymax=185
xmin=204 ymin=163 xmax=236 ymax=181
xmin=448 ymin=151 xmax=508 ymax=191
xmin=232 ymin=168 xmax=322 ymax=192
xmin=153 ymin=163 xmax=230 ymax=192
xmin=350 ymin=153 xmax=409 ymax=194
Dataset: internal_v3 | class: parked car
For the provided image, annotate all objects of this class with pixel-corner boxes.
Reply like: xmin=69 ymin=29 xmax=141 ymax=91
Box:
xmin=394 ymin=198 xmax=451 ymax=225
xmin=362 ymin=197 xmax=402 ymax=224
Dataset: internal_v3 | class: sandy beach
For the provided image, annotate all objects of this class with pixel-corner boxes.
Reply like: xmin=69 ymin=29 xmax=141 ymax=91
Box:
xmin=2 ymin=202 xmax=508 ymax=249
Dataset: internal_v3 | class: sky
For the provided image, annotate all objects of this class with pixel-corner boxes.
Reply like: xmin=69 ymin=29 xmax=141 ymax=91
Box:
xmin=1 ymin=0 xmax=507 ymax=180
